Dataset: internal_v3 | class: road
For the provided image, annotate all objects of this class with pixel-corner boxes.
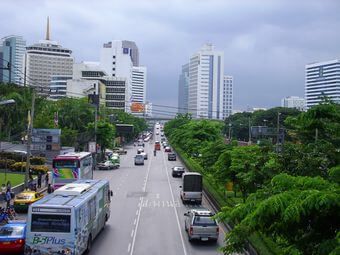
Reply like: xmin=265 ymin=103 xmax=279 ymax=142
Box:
xmin=90 ymin=132 xmax=229 ymax=255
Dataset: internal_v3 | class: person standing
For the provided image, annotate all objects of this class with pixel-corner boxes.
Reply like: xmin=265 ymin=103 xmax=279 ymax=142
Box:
xmin=47 ymin=184 xmax=54 ymax=194
xmin=37 ymin=172 xmax=42 ymax=188
xmin=45 ymin=173 xmax=49 ymax=187
xmin=5 ymin=188 xmax=11 ymax=209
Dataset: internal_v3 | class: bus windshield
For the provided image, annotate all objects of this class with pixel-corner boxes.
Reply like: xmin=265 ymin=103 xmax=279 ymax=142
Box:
xmin=53 ymin=160 xmax=78 ymax=168
xmin=31 ymin=214 xmax=71 ymax=233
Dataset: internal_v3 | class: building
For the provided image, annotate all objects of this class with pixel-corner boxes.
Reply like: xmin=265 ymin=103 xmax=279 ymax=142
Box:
xmin=178 ymin=63 xmax=189 ymax=114
xmin=305 ymin=59 xmax=340 ymax=109
xmin=145 ymin=101 xmax=153 ymax=117
xmin=222 ymin=75 xmax=233 ymax=119
xmin=24 ymin=17 xmax=73 ymax=94
xmin=49 ymin=74 xmax=72 ymax=100
xmin=1 ymin=35 xmax=26 ymax=85
xmin=131 ymin=66 xmax=147 ymax=104
xmin=281 ymin=96 xmax=305 ymax=111
xmin=188 ymin=43 xmax=224 ymax=119
xmin=66 ymin=62 xmax=129 ymax=112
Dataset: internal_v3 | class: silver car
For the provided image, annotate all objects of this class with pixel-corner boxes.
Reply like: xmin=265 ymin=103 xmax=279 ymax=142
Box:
xmin=184 ymin=209 xmax=219 ymax=242
xmin=134 ymin=154 xmax=144 ymax=165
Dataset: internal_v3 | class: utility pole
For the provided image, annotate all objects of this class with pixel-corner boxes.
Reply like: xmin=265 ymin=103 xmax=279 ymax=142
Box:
xmin=24 ymin=92 xmax=35 ymax=188
xmin=228 ymin=123 xmax=232 ymax=141
xmin=276 ymin=112 xmax=281 ymax=152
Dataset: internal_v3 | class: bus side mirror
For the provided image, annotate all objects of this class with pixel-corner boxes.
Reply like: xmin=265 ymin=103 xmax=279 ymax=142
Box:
xmin=110 ymin=190 xmax=113 ymax=197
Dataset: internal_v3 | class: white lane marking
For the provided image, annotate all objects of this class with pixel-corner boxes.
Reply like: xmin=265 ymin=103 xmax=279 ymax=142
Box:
xmin=128 ymin=243 xmax=131 ymax=253
xmin=156 ymin=193 xmax=160 ymax=199
xmin=134 ymin=218 xmax=137 ymax=225
xmin=130 ymin=149 xmax=153 ymax=255
xmin=161 ymin=150 xmax=188 ymax=255
xmin=131 ymin=229 xmax=134 ymax=237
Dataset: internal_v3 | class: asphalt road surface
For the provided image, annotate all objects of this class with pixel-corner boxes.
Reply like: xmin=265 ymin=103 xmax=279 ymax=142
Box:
xmin=90 ymin=132 xmax=231 ymax=255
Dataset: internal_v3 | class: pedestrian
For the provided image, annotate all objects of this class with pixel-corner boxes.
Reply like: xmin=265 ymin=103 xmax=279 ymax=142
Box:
xmin=37 ymin=172 xmax=42 ymax=188
xmin=47 ymin=184 xmax=54 ymax=194
xmin=1 ymin=184 xmax=6 ymax=200
xmin=45 ymin=173 xmax=49 ymax=187
xmin=5 ymin=188 xmax=11 ymax=209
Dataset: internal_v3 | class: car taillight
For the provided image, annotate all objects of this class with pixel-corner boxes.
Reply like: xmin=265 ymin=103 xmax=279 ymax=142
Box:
xmin=189 ymin=227 xmax=193 ymax=235
xmin=14 ymin=239 xmax=25 ymax=244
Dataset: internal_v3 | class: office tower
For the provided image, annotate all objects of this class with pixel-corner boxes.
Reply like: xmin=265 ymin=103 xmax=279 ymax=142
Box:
xmin=178 ymin=63 xmax=189 ymax=114
xmin=222 ymin=75 xmax=233 ymax=119
xmin=24 ymin=17 xmax=73 ymax=94
xmin=281 ymin=96 xmax=305 ymax=111
xmin=1 ymin=35 xmax=26 ymax=85
xmin=131 ymin=66 xmax=147 ymax=104
xmin=188 ymin=43 xmax=224 ymax=119
xmin=305 ymin=59 xmax=340 ymax=109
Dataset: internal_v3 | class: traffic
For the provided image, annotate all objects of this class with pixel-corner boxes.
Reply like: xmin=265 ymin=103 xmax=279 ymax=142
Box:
xmin=0 ymin=123 xmax=227 ymax=255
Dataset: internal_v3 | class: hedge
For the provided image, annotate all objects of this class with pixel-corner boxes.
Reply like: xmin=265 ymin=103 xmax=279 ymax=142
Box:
xmin=0 ymin=152 xmax=46 ymax=165
xmin=9 ymin=162 xmax=48 ymax=174
xmin=0 ymin=159 xmax=16 ymax=169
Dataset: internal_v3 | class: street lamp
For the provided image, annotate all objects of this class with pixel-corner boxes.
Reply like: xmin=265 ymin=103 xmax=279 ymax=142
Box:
xmin=276 ymin=112 xmax=281 ymax=152
xmin=228 ymin=123 xmax=232 ymax=140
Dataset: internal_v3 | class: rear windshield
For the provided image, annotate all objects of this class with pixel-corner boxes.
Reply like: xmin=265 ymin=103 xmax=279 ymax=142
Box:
xmin=0 ymin=226 xmax=25 ymax=237
xmin=31 ymin=214 xmax=71 ymax=233
xmin=53 ymin=160 xmax=78 ymax=168
xmin=136 ymin=155 xmax=144 ymax=159
xmin=183 ymin=175 xmax=202 ymax=192
xmin=193 ymin=216 xmax=217 ymax=226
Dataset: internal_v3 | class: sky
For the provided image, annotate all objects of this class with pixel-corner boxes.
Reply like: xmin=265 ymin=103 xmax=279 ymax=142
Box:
xmin=1 ymin=0 xmax=340 ymax=111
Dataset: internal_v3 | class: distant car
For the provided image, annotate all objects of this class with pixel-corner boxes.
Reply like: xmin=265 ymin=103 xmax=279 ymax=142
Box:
xmin=184 ymin=209 xmax=219 ymax=242
xmin=156 ymin=132 xmax=159 ymax=135
xmin=172 ymin=166 xmax=185 ymax=177
xmin=162 ymin=142 xmax=168 ymax=148
xmin=168 ymin=153 xmax=176 ymax=161
xmin=137 ymin=148 xmax=144 ymax=154
xmin=97 ymin=160 xmax=115 ymax=170
xmin=137 ymin=141 xmax=144 ymax=146
xmin=134 ymin=154 xmax=145 ymax=165
xmin=14 ymin=191 xmax=44 ymax=212
xmin=165 ymin=146 xmax=172 ymax=152
xmin=113 ymin=148 xmax=127 ymax=155
xmin=140 ymin=152 xmax=148 ymax=160
xmin=0 ymin=221 xmax=26 ymax=254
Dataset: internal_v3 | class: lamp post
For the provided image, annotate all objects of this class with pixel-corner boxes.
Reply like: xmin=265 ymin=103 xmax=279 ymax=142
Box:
xmin=248 ymin=116 xmax=251 ymax=144
xmin=276 ymin=112 xmax=281 ymax=152
xmin=228 ymin=123 xmax=232 ymax=141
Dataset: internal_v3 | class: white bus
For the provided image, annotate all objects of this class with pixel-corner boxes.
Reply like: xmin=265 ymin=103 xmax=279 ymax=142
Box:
xmin=52 ymin=152 xmax=93 ymax=189
xmin=25 ymin=179 xmax=112 ymax=255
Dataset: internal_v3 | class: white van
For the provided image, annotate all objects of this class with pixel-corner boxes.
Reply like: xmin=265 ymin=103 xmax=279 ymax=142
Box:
xmin=180 ymin=172 xmax=203 ymax=204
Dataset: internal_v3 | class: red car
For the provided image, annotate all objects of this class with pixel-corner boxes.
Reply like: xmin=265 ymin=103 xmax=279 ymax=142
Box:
xmin=165 ymin=146 xmax=172 ymax=152
xmin=0 ymin=221 xmax=26 ymax=254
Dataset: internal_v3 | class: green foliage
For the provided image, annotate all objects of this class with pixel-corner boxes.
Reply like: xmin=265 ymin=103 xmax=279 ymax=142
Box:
xmin=87 ymin=121 xmax=116 ymax=153
xmin=217 ymin=174 xmax=340 ymax=254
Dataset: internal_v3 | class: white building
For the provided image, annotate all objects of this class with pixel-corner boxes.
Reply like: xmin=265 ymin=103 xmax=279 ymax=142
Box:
xmin=178 ymin=63 xmax=189 ymax=114
xmin=281 ymin=96 xmax=305 ymax=111
xmin=1 ymin=35 xmax=26 ymax=85
xmin=131 ymin=66 xmax=147 ymax=104
xmin=145 ymin=101 xmax=153 ymax=117
xmin=49 ymin=74 xmax=72 ymax=100
xmin=188 ymin=44 xmax=224 ymax=119
xmin=24 ymin=18 xmax=73 ymax=94
xmin=222 ymin=75 xmax=233 ymax=119
xmin=305 ymin=59 xmax=340 ymax=109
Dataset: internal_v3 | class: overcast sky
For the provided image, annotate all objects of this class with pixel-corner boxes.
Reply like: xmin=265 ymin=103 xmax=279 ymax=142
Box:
xmin=1 ymin=0 xmax=339 ymax=111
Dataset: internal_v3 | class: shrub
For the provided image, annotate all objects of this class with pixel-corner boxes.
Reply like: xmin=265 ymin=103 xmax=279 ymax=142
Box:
xmin=30 ymin=156 xmax=46 ymax=165
xmin=9 ymin=162 xmax=26 ymax=172
xmin=0 ymin=159 xmax=15 ymax=168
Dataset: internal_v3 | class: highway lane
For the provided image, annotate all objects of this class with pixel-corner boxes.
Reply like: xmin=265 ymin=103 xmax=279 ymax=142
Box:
xmin=90 ymin=130 xmax=233 ymax=255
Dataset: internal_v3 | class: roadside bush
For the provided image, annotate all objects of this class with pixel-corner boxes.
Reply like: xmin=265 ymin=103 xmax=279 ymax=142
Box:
xmin=9 ymin=162 xmax=26 ymax=172
xmin=8 ymin=162 xmax=48 ymax=174
xmin=0 ymin=159 xmax=15 ymax=168
xmin=30 ymin=156 xmax=46 ymax=165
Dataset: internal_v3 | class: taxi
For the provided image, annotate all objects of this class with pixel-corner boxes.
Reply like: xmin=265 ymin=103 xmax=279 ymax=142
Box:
xmin=13 ymin=190 xmax=44 ymax=212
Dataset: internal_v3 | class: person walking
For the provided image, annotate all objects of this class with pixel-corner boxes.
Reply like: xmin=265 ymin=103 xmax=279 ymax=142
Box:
xmin=37 ymin=172 xmax=42 ymax=188
xmin=45 ymin=173 xmax=49 ymax=187
xmin=5 ymin=188 xmax=11 ymax=209
xmin=47 ymin=184 xmax=54 ymax=194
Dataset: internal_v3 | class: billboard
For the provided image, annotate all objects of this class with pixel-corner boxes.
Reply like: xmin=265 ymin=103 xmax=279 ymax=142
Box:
xmin=130 ymin=102 xmax=145 ymax=113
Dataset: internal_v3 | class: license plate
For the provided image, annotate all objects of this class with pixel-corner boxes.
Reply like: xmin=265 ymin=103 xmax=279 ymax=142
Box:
xmin=201 ymin=238 xmax=208 ymax=241
xmin=191 ymin=199 xmax=195 ymax=202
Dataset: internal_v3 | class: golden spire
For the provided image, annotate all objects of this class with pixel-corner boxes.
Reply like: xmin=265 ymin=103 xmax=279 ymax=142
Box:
xmin=46 ymin=16 xmax=50 ymax=40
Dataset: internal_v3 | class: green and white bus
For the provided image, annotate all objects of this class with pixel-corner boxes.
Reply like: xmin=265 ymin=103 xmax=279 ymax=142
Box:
xmin=25 ymin=179 xmax=112 ymax=255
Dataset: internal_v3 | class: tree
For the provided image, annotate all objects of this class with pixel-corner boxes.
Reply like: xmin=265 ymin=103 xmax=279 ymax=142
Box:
xmin=217 ymin=174 xmax=340 ymax=254
xmin=87 ymin=121 xmax=116 ymax=155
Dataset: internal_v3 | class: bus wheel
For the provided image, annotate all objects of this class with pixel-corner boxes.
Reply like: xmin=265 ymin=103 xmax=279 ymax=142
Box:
xmin=85 ymin=235 xmax=92 ymax=254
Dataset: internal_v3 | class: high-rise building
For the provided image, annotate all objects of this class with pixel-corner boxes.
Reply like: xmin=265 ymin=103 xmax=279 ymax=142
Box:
xmin=178 ymin=63 xmax=189 ymax=114
xmin=1 ymin=35 xmax=26 ymax=85
xmin=188 ymin=44 xmax=224 ymax=119
xmin=131 ymin=66 xmax=147 ymax=104
xmin=24 ymin=17 xmax=73 ymax=94
xmin=122 ymin=40 xmax=139 ymax=67
xmin=281 ymin=96 xmax=305 ymax=111
xmin=305 ymin=59 xmax=340 ymax=109
xmin=222 ymin=75 xmax=233 ymax=119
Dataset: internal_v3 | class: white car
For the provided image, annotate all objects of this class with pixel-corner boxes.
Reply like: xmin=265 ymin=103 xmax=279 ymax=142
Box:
xmin=140 ymin=152 xmax=148 ymax=160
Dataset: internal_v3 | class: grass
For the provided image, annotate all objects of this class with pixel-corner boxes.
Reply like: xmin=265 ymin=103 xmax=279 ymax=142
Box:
xmin=0 ymin=172 xmax=25 ymax=187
